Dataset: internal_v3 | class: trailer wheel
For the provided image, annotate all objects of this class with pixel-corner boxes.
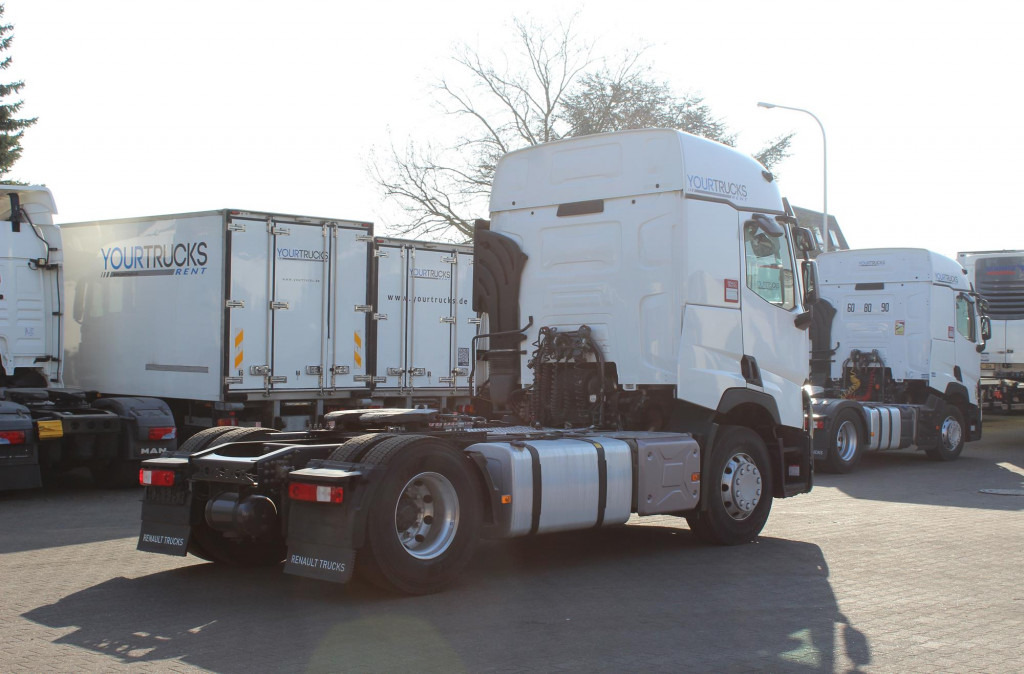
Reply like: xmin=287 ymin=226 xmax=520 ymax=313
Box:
xmin=186 ymin=427 xmax=286 ymax=566
xmin=924 ymin=405 xmax=965 ymax=461
xmin=356 ymin=435 xmax=482 ymax=594
xmin=327 ymin=433 xmax=396 ymax=463
xmin=686 ymin=426 xmax=773 ymax=545
xmin=821 ymin=409 xmax=865 ymax=474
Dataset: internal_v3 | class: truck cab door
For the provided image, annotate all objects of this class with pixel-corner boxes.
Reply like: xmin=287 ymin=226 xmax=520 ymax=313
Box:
xmin=738 ymin=215 xmax=809 ymax=429
xmin=954 ymin=293 xmax=981 ymax=402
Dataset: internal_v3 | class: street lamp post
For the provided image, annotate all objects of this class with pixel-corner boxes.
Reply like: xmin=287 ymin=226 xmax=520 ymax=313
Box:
xmin=757 ymin=102 xmax=829 ymax=252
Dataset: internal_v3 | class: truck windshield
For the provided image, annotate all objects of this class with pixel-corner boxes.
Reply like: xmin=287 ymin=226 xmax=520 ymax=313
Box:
xmin=976 ymin=256 xmax=1024 ymax=320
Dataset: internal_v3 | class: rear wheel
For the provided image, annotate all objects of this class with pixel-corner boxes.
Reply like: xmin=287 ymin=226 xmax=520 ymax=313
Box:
xmin=924 ymin=405 xmax=965 ymax=461
xmin=686 ymin=426 xmax=773 ymax=545
xmin=821 ymin=409 xmax=865 ymax=474
xmin=327 ymin=433 xmax=396 ymax=463
xmin=185 ymin=427 xmax=286 ymax=566
xmin=355 ymin=435 xmax=482 ymax=594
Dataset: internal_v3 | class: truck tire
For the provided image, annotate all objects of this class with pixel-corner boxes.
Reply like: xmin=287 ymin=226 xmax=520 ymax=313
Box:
xmin=686 ymin=426 xmax=773 ymax=545
xmin=821 ymin=409 xmax=865 ymax=474
xmin=924 ymin=405 xmax=965 ymax=461
xmin=186 ymin=427 xmax=286 ymax=566
xmin=355 ymin=435 xmax=482 ymax=594
xmin=327 ymin=433 xmax=396 ymax=463
xmin=166 ymin=425 xmax=238 ymax=458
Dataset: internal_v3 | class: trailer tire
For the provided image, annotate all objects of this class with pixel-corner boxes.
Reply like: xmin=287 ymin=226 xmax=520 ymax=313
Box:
xmin=185 ymin=427 xmax=285 ymax=566
xmin=686 ymin=426 xmax=773 ymax=545
xmin=356 ymin=435 xmax=482 ymax=595
xmin=924 ymin=405 xmax=965 ymax=461
xmin=821 ymin=409 xmax=865 ymax=474
xmin=327 ymin=433 xmax=396 ymax=463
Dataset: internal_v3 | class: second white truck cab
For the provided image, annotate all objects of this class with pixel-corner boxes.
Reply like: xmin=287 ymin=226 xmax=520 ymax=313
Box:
xmin=809 ymin=248 xmax=985 ymax=472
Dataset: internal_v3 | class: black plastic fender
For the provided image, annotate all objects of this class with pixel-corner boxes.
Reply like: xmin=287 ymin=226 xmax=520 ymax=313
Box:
xmin=0 ymin=400 xmax=40 ymax=490
xmin=93 ymin=396 xmax=178 ymax=459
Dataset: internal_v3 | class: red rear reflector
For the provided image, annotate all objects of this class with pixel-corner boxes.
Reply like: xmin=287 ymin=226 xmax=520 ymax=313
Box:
xmin=815 ymin=420 xmax=825 ymax=430
xmin=215 ymin=418 xmax=238 ymax=427
xmin=140 ymin=469 xmax=175 ymax=487
xmin=148 ymin=426 xmax=177 ymax=441
xmin=0 ymin=430 xmax=26 ymax=445
xmin=288 ymin=482 xmax=344 ymax=504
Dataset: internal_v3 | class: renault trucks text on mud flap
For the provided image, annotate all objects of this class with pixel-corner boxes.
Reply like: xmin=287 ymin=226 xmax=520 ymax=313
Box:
xmin=957 ymin=250 xmax=1024 ymax=412
xmin=137 ymin=129 xmax=815 ymax=594
xmin=0 ymin=186 xmax=176 ymax=490
xmin=808 ymin=248 xmax=986 ymax=473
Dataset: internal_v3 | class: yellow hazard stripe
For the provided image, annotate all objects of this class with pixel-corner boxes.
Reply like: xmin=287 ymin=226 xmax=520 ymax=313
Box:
xmin=354 ymin=331 xmax=362 ymax=349
xmin=235 ymin=330 xmax=244 ymax=348
xmin=234 ymin=350 xmax=244 ymax=368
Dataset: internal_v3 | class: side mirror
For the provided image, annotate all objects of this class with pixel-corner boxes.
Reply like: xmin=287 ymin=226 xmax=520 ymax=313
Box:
xmin=801 ymin=259 xmax=819 ymax=305
xmin=980 ymin=315 xmax=992 ymax=341
xmin=792 ymin=226 xmax=817 ymax=254
xmin=745 ymin=213 xmax=785 ymax=238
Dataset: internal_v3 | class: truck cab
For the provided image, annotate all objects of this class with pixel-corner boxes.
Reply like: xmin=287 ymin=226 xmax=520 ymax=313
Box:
xmin=810 ymin=248 xmax=984 ymax=471
xmin=0 ymin=187 xmax=176 ymax=490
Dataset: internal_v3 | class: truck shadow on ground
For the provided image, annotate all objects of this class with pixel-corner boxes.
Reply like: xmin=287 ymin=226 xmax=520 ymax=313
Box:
xmin=24 ymin=526 xmax=870 ymax=672
xmin=0 ymin=475 xmax=142 ymax=554
xmin=816 ymin=418 xmax=1024 ymax=512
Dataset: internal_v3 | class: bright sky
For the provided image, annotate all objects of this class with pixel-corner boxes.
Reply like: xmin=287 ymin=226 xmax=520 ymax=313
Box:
xmin=6 ymin=0 xmax=1022 ymax=259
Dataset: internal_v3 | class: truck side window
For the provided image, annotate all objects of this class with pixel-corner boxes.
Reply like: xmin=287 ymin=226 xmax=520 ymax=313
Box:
xmin=744 ymin=226 xmax=796 ymax=310
xmin=955 ymin=295 xmax=975 ymax=341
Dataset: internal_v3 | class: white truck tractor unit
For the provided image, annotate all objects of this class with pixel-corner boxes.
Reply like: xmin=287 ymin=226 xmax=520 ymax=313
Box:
xmin=136 ymin=129 xmax=814 ymax=595
xmin=59 ymin=212 xmax=475 ymax=432
xmin=957 ymin=250 xmax=1024 ymax=411
xmin=0 ymin=187 xmax=176 ymax=491
xmin=809 ymin=248 xmax=986 ymax=472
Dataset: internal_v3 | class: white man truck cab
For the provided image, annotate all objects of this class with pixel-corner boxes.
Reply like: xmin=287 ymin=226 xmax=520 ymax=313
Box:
xmin=0 ymin=186 xmax=176 ymax=490
xmin=135 ymin=129 xmax=814 ymax=595
xmin=809 ymin=248 xmax=985 ymax=472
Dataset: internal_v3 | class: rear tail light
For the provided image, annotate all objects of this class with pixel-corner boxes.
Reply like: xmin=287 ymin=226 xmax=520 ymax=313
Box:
xmin=288 ymin=482 xmax=344 ymax=504
xmin=148 ymin=426 xmax=177 ymax=441
xmin=0 ymin=430 xmax=26 ymax=445
xmin=215 ymin=417 xmax=238 ymax=427
xmin=140 ymin=469 xmax=175 ymax=487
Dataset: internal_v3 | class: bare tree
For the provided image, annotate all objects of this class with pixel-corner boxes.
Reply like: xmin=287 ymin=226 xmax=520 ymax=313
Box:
xmin=370 ymin=17 xmax=792 ymax=239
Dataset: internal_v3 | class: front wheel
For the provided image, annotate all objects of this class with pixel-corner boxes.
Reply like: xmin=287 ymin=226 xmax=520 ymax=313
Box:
xmin=821 ymin=409 xmax=865 ymax=474
xmin=686 ymin=426 xmax=773 ymax=545
xmin=924 ymin=405 xmax=965 ymax=461
xmin=356 ymin=435 xmax=482 ymax=594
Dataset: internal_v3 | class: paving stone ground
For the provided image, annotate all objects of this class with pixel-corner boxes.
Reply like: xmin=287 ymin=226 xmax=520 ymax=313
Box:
xmin=2 ymin=415 xmax=1021 ymax=673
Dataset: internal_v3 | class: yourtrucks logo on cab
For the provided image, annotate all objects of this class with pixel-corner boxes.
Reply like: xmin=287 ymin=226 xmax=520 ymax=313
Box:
xmin=100 ymin=241 xmax=209 ymax=277
xmin=686 ymin=174 xmax=748 ymax=201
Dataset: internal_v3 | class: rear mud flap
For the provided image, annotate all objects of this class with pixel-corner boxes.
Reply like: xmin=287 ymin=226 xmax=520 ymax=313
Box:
xmin=284 ymin=542 xmax=355 ymax=583
xmin=137 ymin=521 xmax=190 ymax=556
